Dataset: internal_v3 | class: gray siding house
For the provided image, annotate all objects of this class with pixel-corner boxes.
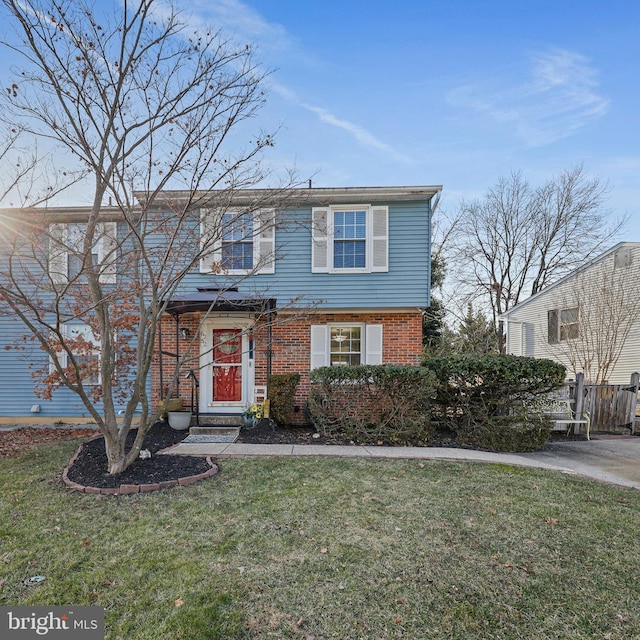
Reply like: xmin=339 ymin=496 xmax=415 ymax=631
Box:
xmin=500 ymin=242 xmax=640 ymax=385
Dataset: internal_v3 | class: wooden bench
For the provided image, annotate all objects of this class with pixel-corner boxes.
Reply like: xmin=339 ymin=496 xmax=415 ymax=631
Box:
xmin=525 ymin=397 xmax=591 ymax=440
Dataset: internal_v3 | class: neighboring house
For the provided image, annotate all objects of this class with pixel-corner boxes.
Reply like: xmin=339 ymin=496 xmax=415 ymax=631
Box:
xmin=0 ymin=185 xmax=441 ymax=423
xmin=500 ymin=242 xmax=640 ymax=385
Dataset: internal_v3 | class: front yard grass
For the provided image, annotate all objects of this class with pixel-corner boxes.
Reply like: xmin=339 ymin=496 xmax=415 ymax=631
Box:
xmin=1 ymin=439 xmax=639 ymax=639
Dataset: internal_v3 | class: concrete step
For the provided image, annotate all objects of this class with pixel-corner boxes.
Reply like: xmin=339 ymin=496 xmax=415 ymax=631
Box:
xmin=195 ymin=414 xmax=243 ymax=427
xmin=184 ymin=425 xmax=241 ymax=443
xmin=189 ymin=425 xmax=241 ymax=436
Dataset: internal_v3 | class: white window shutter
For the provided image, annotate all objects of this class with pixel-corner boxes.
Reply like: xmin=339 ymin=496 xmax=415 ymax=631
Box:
xmin=49 ymin=223 xmax=68 ymax=285
xmin=310 ymin=325 xmax=329 ymax=369
xmin=200 ymin=208 xmax=222 ymax=273
xmin=365 ymin=325 xmax=383 ymax=364
xmin=97 ymin=222 xmax=118 ymax=284
xmin=254 ymin=208 xmax=276 ymax=274
xmin=371 ymin=206 xmax=388 ymax=272
xmin=311 ymin=207 xmax=329 ymax=273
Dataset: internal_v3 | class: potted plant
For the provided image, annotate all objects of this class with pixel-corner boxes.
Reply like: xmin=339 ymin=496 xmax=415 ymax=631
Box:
xmin=158 ymin=397 xmax=183 ymax=421
xmin=167 ymin=405 xmax=192 ymax=431
xmin=241 ymin=402 xmax=264 ymax=428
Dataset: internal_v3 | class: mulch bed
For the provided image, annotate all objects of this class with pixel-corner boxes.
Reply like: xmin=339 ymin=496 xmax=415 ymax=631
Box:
xmin=64 ymin=423 xmax=212 ymax=489
xmin=0 ymin=421 xmax=350 ymax=490
xmin=2 ymin=419 xmax=586 ymax=490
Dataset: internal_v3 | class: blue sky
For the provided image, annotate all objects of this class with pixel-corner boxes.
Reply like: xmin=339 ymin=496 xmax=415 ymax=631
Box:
xmin=2 ymin=0 xmax=637 ymax=239
xmin=178 ymin=0 xmax=640 ymax=238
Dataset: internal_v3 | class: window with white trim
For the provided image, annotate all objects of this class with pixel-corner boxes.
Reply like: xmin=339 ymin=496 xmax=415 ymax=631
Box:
xmin=200 ymin=208 xmax=275 ymax=274
xmin=50 ymin=323 xmax=101 ymax=385
xmin=311 ymin=205 xmax=388 ymax=273
xmin=330 ymin=325 xmax=362 ymax=366
xmin=548 ymin=307 xmax=579 ymax=344
xmin=222 ymin=212 xmax=253 ymax=270
xmin=48 ymin=222 xmax=117 ymax=285
xmin=310 ymin=324 xmax=383 ymax=369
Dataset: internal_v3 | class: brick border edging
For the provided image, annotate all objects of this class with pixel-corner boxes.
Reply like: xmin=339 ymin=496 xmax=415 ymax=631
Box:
xmin=62 ymin=439 xmax=219 ymax=495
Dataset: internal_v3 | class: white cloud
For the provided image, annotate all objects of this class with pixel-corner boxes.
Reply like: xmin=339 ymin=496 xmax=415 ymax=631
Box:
xmin=161 ymin=0 xmax=408 ymax=160
xmin=189 ymin=0 xmax=291 ymax=50
xmin=269 ymin=82 xmax=410 ymax=161
xmin=448 ymin=48 xmax=609 ymax=147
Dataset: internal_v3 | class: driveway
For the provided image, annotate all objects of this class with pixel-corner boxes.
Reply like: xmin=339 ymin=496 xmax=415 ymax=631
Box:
xmin=520 ymin=437 xmax=640 ymax=489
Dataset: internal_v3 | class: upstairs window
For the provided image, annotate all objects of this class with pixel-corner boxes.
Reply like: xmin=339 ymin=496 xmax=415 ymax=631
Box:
xmin=200 ymin=208 xmax=275 ymax=275
xmin=48 ymin=222 xmax=117 ymax=285
xmin=312 ymin=205 xmax=388 ymax=273
xmin=333 ymin=210 xmax=366 ymax=269
xmin=50 ymin=323 xmax=101 ymax=386
xmin=67 ymin=223 xmax=99 ymax=280
xmin=548 ymin=307 xmax=579 ymax=344
xmin=221 ymin=212 xmax=253 ymax=270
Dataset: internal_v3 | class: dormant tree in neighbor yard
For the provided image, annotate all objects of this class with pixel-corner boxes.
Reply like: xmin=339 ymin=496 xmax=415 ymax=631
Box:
xmin=0 ymin=0 xmax=294 ymax=474
xmin=452 ymin=166 xmax=623 ymax=352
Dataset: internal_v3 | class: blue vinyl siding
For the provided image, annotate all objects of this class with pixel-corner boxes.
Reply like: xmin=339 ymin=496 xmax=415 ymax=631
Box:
xmin=0 ymin=312 xmax=108 ymax=418
xmin=0 ymin=220 xmax=147 ymax=419
xmin=0 ymin=195 xmax=432 ymax=418
xmin=181 ymin=200 xmax=432 ymax=308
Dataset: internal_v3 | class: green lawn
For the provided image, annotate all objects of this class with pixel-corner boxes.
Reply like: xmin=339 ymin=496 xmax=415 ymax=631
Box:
xmin=1 ymin=439 xmax=639 ymax=639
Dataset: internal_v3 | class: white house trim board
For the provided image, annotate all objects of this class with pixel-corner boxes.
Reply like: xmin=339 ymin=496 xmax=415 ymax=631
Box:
xmin=199 ymin=317 xmax=254 ymax=414
xmin=145 ymin=185 xmax=443 ymax=208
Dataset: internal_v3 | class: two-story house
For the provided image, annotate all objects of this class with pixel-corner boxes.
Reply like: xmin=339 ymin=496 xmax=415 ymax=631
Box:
xmin=0 ymin=185 xmax=441 ymax=424
xmin=500 ymin=242 xmax=640 ymax=385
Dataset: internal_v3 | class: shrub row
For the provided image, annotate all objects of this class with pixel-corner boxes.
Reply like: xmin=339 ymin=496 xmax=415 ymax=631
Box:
xmin=305 ymin=355 xmax=566 ymax=452
xmin=307 ymin=365 xmax=436 ymax=445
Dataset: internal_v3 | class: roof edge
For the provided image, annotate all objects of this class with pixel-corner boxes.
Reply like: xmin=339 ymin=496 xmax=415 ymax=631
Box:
xmin=135 ymin=185 xmax=443 ymax=207
xmin=499 ymin=241 xmax=640 ymax=319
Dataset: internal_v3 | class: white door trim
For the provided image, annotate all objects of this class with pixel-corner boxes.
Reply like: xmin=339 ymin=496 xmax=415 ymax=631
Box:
xmin=199 ymin=317 xmax=254 ymax=414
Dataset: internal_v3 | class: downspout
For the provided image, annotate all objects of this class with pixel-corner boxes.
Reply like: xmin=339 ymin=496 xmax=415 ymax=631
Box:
xmin=175 ymin=315 xmax=180 ymax=399
xmin=159 ymin=319 xmax=164 ymax=401
xmin=266 ymin=298 xmax=273 ymax=399
xmin=426 ymin=191 xmax=441 ymax=323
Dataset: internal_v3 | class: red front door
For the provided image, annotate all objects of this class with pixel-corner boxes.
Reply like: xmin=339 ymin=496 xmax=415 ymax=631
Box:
xmin=212 ymin=329 xmax=242 ymax=402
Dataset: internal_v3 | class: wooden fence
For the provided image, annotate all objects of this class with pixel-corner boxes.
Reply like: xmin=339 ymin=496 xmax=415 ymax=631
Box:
xmin=563 ymin=372 xmax=638 ymax=434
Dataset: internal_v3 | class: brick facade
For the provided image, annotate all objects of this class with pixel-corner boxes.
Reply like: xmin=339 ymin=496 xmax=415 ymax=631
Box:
xmin=153 ymin=310 xmax=423 ymax=424
xmin=268 ymin=311 xmax=423 ymax=423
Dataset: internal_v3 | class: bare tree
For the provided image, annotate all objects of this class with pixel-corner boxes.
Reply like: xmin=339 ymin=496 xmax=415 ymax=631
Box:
xmin=0 ymin=125 xmax=84 ymax=205
xmin=452 ymin=166 xmax=623 ymax=352
xmin=548 ymin=255 xmax=640 ymax=383
xmin=0 ymin=0 xmax=297 ymax=474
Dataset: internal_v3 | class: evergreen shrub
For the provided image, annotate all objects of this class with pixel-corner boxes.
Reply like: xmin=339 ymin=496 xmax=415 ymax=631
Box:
xmin=268 ymin=373 xmax=300 ymax=426
xmin=307 ymin=365 xmax=436 ymax=444
xmin=423 ymin=354 xmax=565 ymax=452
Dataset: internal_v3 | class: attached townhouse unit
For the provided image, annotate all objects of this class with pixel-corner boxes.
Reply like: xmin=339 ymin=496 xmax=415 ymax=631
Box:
xmin=0 ymin=185 xmax=441 ymax=424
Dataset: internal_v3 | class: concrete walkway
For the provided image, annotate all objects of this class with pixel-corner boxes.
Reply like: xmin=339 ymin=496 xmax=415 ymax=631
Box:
xmin=165 ymin=435 xmax=640 ymax=490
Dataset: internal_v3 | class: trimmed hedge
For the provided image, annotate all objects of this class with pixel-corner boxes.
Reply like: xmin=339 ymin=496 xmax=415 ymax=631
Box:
xmin=307 ymin=365 xmax=436 ymax=445
xmin=423 ymin=354 xmax=566 ymax=452
xmin=268 ymin=373 xmax=300 ymax=426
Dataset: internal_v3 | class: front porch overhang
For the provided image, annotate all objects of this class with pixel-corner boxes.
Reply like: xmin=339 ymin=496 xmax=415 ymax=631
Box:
xmin=164 ymin=287 xmax=276 ymax=316
xmin=158 ymin=288 xmax=276 ymax=409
